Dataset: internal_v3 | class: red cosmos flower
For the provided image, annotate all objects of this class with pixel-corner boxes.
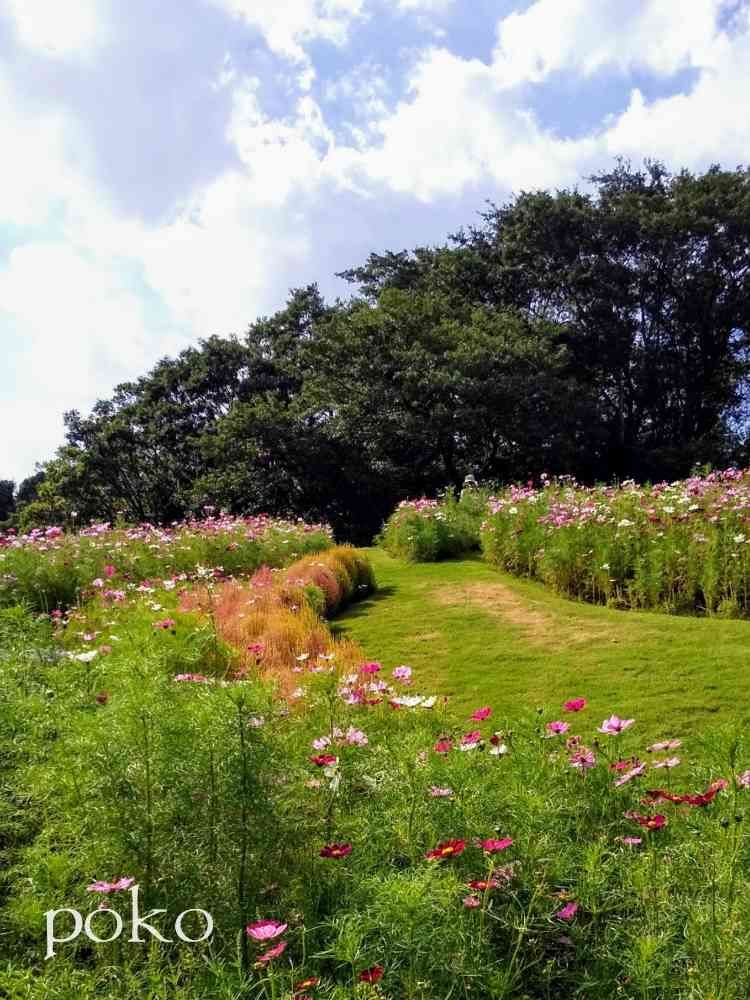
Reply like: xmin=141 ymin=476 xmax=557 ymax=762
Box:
xmin=257 ymin=940 xmax=287 ymax=963
xmin=471 ymin=706 xmax=492 ymax=721
xmin=358 ymin=966 xmax=384 ymax=983
xmin=294 ymin=977 xmax=320 ymax=993
xmin=310 ymin=754 xmax=338 ymax=767
xmin=624 ymin=811 xmax=667 ymax=830
xmin=460 ymin=730 xmax=482 ymax=747
xmin=479 ymin=837 xmax=513 ymax=854
xmin=95 ymin=691 xmax=110 ymax=705
xmin=563 ymin=698 xmax=587 ymax=712
xmin=468 ymin=878 xmax=500 ymax=890
xmin=425 ymin=839 xmax=467 ymax=861
xmin=645 ymin=779 xmax=728 ymax=808
xmin=320 ymin=843 xmax=352 ymax=859
xmin=434 ymin=738 xmax=453 ymax=754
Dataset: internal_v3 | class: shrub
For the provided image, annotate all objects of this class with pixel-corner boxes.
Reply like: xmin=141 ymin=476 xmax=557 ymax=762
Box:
xmin=378 ymin=488 xmax=490 ymax=561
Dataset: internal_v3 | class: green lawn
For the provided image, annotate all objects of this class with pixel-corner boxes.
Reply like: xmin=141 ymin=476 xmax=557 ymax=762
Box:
xmin=333 ymin=548 xmax=750 ymax=740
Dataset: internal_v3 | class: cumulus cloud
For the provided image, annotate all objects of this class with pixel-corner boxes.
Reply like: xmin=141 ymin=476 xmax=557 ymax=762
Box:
xmin=3 ymin=0 xmax=750 ymax=483
xmin=492 ymin=0 xmax=725 ymax=86
xmin=3 ymin=0 xmax=108 ymax=58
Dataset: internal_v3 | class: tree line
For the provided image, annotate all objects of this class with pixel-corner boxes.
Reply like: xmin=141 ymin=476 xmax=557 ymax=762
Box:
xmin=5 ymin=161 xmax=750 ymax=542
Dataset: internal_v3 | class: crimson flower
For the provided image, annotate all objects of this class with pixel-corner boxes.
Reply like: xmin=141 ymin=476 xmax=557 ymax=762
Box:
xmin=320 ymin=843 xmax=352 ymax=859
xmin=434 ymin=738 xmax=453 ymax=754
xmin=310 ymin=754 xmax=338 ymax=767
xmin=625 ymin=811 xmax=667 ymax=830
xmin=425 ymin=839 xmax=467 ymax=860
xmin=468 ymin=878 xmax=500 ymax=890
xmin=563 ymin=698 xmax=587 ymax=712
xmin=358 ymin=966 xmax=384 ymax=983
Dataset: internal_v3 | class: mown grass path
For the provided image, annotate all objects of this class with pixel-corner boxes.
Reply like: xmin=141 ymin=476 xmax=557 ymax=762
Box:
xmin=333 ymin=548 xmax=750 ymax=739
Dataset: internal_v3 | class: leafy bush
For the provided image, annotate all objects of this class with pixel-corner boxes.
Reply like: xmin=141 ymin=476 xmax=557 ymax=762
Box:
xmin=378 ymin=488 xmax=489 ymax=561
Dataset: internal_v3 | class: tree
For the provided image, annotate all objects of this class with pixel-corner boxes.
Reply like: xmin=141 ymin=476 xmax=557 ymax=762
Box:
xmin=0 ymin=480 xmax=15 ymax=523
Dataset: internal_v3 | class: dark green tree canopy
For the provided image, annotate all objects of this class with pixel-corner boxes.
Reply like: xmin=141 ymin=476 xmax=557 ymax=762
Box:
xmin=15 ymin=162 xmax=750 ymax=540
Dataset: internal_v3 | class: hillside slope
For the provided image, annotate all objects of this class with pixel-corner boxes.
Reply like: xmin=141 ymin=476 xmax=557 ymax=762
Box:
xmin=334 ymin=549 xmax=750 ymax=739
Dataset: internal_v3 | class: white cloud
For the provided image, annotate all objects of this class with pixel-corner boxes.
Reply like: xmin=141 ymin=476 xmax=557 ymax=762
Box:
xmin=492 ymin=0 xmax=725 ymax=86
xmin=395 ymin=0 xmax=455 ymax=10
xmin=208 ymin=0 xmax=365 ymax=85
xmin=4 ymin=0 xmax=107 ymax=58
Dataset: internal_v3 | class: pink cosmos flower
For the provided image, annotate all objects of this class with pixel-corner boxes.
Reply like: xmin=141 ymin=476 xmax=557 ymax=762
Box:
xmin=153 ymin=618 xmax=176 ymax=630
xmin=569 ymin=748 xmax=596 ymax=770
xmin=312 ymin=736 xmax=332 ymax=750
xmin=598 ymin=715 xmax=635 ymax=735
xmin=554 ymin=901 xmax=579 ymax=921
xmin=651 ymin=757 xmax=681 ymax=769
xmin=87 ymin=876 xmax=135 ymax=894
xmin=104 ymin=564 xmax=116 ymax=578
xmin=434 ymin=739 xmax=453 ymax=754
xmin=471 ymin=707 xmax=492 ymax=721
xmin=614 ymin=763 xmax=646 ymax=787
xmin=563 ymin=698 xmax=587 ymax=712
xmin=546 ymin=721 xmax=570 ymax=736
xmin=460 ymin=730 xmax=482 ymax=748
xmin=430 ymin=786 xmax=454 ymax=798
xmin=174 ymin=673 xmax=211 ymax=683
xmin=617 ymin=836 xmax=643 ymax=846
xmin=647 ymin=739 xmax=682 ymax=753
xmin=392 ymin=665 xmax=412 ymax=682
xmin=463 ymin=895 xmax=481 ymax=908
xmin=246 ymin=919 xmax=288 ymax=941
xmin=737 ymin=771 xmax=750 ymax=788
xmin=257 ymin=940 xmax=287 ymax=963
xmin=345 ymin=726 xmax=369 ymax=747
xmin=625 ymin=811 xmax=667 ymax=830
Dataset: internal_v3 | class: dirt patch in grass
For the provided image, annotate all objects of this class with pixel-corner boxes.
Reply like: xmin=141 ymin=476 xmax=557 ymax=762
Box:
xmin=432 ymin=582 xmax=617 ymax=650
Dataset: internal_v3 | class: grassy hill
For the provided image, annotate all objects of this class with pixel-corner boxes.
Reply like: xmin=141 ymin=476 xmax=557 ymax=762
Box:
xmin=334 ymin=548 xmax=750 ymax=740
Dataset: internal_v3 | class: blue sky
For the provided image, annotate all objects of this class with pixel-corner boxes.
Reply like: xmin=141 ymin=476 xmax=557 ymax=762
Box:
xmin=1 ymin=0 xmax=749 ymax=483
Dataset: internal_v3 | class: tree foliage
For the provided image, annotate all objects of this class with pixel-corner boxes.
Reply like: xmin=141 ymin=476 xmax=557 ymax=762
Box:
xmin=14 ymin=162 xmax=750 ymax=539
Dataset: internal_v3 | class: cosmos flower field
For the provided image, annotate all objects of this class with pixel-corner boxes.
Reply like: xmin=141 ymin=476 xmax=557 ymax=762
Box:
xmin=382 ymin=469 xmax=750 ymax=617
xmin=2 ymin=505 xmax=750 ymax=998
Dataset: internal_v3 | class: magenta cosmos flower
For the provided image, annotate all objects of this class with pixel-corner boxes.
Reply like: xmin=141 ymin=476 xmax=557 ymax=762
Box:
xmin=320 ymin=843 xmax=352 ymax=859
xmin=434 ymin=738 xmax=453 ymax=754
xmin=470 ymin=706 xmax=492 ymax=721
xmin=246 ymin=919 xmax=288 ymax=941
xmin=563 ymin=698 xmax=587 ymax=712
xmin=360 ymin=662 xmax=381 ymax=674
xmin=310 ymin=754 xmax=338 ymax=767
xmin=479 ymin=837 xmax=513 ymax=854
xmin=598 ymin=715 xmax=635 ymax=735
xmin=546 ymin=721 xmax=570 ymax=735
xmin=554 ymin=901 xmax=579 ymax=921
